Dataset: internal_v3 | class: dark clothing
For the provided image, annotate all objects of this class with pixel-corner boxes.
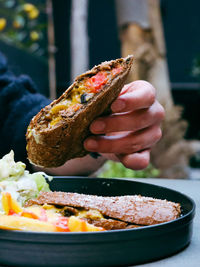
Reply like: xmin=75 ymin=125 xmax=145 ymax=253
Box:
xmin=0 ymin=52 xmax=50 ymax=168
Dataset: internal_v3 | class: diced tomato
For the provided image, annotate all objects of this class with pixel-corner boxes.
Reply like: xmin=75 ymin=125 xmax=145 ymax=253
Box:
xmin=86 ymin=72 xmax=108 ymax=93
xmin=111 ymin=66 xmax=123 ymax=76
xmin=54 ymin=217 xmax=70 ymax=232
xmin=8 ymin=209 xmax=17 ymax=216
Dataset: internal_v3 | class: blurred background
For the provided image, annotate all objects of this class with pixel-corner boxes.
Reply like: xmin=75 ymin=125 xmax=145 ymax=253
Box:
xmin=0 ymin=0 xmax=200 ymax=179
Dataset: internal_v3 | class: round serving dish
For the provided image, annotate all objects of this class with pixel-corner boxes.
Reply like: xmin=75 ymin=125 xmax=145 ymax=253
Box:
xmin=0 ymin=177 xmax=195 ymax=267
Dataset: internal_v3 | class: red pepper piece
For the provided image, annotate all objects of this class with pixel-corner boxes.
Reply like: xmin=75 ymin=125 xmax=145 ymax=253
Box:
xmin=8 ymin=209 xmax=17 ymax=216
xmin=86 ymin=72 xmax=108 ymax=93
xmin=21 ymin=211 xmax=39 ymax=220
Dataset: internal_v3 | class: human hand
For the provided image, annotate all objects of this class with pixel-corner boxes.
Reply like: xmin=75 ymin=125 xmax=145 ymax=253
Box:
xmin=84 ymin=80 xmax=165 ymax=170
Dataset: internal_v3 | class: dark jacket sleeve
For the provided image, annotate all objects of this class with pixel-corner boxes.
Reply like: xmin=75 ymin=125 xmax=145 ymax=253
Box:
xmin=0 ymin=52 xmax=50 ymax=168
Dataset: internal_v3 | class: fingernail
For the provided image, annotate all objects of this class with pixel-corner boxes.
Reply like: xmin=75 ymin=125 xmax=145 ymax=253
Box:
xmin=91 ymin=121 xmax=105 ymax=132
xmin=85 ymin=139 xmax=98 ymax=149
xmin=111 ymin=100 xmax=126 ymax=112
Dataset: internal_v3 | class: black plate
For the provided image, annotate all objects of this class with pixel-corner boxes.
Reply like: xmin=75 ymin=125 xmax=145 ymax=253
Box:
xmin=0 ymin=177 xmax=195 ymax=267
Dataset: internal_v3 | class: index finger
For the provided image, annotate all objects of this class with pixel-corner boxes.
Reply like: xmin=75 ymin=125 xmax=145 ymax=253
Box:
xmin=111 ymin=80 xmax=156 ymax=113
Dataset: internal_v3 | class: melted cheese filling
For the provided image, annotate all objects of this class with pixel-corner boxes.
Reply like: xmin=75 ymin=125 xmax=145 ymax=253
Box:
xmin=47 ymin=66 xmax=123 ymax=127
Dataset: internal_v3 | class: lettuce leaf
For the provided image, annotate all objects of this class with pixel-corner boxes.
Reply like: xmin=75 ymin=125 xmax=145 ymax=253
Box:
xmin=0 ymin=151 xmax=53 ymax=212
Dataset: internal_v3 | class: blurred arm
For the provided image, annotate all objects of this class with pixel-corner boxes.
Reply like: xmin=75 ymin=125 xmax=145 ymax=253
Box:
xmin=0 ymin=51 xmax=50 ymax=167
xmin=32 ymin=154 xmax=107 ymax=176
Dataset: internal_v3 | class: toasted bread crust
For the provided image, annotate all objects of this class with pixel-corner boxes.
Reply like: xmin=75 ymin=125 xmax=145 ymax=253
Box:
xmin=26 ymin=56 xmax=133 ymax=167
xmin=27 ymin=192 xmax=181 ymax=225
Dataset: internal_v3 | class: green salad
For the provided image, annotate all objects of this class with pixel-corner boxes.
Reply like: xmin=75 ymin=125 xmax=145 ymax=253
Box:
xmin=0 ymin=151 xmax=52 ymax=212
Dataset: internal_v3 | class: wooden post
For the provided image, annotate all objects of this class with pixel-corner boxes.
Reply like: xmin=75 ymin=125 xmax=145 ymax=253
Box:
xmin=117 ymin=0 xmax=197 ymax=178
xmin=47 ymin=0 xmax=57 ymax=100
xmin=70 ymin=0 xmax=89 ymax=81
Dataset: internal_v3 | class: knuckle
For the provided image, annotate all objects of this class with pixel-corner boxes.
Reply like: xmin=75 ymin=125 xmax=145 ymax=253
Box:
xmin=136 ymin=80 xmax=156 ymax=95
xmin=148 ymin=87 xmax=156 ymax=105
xmin=155 ymin=127 xmax=162 ymax=141
xmin=142 ymin=81 xmax=156 ymax=105
xmin=153 ymin=102 xmax=165 ymax=122
xmin=157 ymin=103 xmax=165 ymax=121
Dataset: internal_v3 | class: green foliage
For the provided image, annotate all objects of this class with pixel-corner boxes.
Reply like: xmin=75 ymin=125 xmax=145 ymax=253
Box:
xmin=0 ymin=0 xmax=47 ymax=58
xmin=98 ymin=161 xmax=160 ymax=179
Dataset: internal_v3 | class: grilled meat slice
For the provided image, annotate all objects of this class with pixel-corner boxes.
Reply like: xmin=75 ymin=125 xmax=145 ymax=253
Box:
xmin=27 ymin=192 xmax=181 ymax=226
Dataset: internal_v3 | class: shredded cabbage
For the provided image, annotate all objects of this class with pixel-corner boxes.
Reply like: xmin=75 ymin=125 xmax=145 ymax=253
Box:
xmin=0 ymin=151 xmax=52 ymax=212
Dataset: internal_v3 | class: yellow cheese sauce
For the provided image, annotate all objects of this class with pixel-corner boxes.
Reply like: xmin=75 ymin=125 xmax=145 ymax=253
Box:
xmin=77 ymin=209 xmax=104 ymax=220
xmin=48 ymin=66 xmax=123 ymax=127
xmin=49 ymin=83 xmax=87 ymax=126
xmin=25 ymin=205 xmax=62 ymax=224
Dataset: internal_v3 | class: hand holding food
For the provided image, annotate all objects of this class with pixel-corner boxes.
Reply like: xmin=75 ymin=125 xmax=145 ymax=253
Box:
xmin=85 ymin=80 xmax=165 ymax=170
